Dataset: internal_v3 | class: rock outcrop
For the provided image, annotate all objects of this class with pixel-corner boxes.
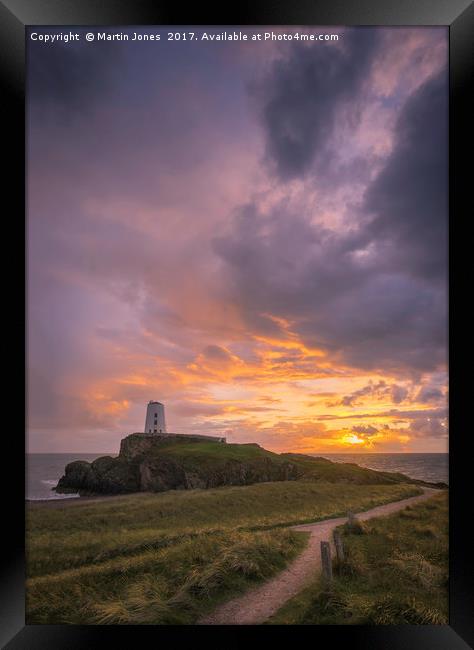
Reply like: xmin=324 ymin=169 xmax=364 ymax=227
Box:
xmin=55 ymin=433 xmax=302 ymax=496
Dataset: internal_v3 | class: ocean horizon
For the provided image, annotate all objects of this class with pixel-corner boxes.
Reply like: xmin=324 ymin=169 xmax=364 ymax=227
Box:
xmin=26 ymin=451 xmax=449 ymax=500
xmin=316 ymin=453 xmax=448 ymax=486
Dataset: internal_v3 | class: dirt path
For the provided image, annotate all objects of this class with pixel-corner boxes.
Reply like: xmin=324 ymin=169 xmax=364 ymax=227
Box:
xmin=199 ymin=487 xmax=439 ymax=625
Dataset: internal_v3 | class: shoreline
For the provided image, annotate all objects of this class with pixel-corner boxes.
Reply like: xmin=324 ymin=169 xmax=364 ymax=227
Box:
xmin=26 ymin=493 xmax=141 ymax=507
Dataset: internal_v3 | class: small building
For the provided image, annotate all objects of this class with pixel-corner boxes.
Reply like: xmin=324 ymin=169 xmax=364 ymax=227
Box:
xmin=143 ymin=401 xmax=226 ymax=442
xmin=144 ymin=401 xmax=166 ymax=434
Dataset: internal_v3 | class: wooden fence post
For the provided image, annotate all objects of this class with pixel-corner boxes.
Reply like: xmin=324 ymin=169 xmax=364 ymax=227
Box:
xmin=333 ymin=529 xmax=345 ymax=562
xmin=320 ymin=541 xmax=333 ymax=582
xmin=347 ymin=511 xmax=356 ymax=526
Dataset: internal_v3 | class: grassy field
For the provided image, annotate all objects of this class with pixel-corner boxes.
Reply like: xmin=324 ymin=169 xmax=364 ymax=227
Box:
xmin=268 ymin=491 xmax=448 ymax=625
xmin=26 ymin=480 xmax=422 ymax=624
xmin=151 ymin=439 xmax=290 ymax=465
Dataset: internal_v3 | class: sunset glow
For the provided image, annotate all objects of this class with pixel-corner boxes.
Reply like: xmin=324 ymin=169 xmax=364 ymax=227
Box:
xmin=27 ymin=27 xmax=448 ymax=454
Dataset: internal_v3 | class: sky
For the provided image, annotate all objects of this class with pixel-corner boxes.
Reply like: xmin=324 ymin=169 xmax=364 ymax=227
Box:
xmin=27 ymin=26 xmax=448 ymax=454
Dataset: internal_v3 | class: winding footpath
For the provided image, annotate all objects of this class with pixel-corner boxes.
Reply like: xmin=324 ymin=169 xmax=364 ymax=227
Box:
xmin=199 ymin=487 xmax=439 ymax=625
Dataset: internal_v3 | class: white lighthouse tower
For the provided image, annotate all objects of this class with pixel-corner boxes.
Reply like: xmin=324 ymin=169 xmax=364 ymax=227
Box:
xmin=144 ymin=401 xmax=167 ymax=434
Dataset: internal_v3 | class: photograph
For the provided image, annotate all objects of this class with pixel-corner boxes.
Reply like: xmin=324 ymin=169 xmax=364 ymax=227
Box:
xmin=24 ymin=24 xmax=451 ymax=628
xmin=1 ymin=0 xmax=471 ymax=644
xmin=25 ymin=24 xmax=450 ymax=627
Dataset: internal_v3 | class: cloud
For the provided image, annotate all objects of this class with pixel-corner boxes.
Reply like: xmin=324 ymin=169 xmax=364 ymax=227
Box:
xmin=26 ymin=28 xmax=448 ymax=452
xmin=339 ymin=380 xmax=387 ymax=406
xmin=28 ymin=34 xmax=126 ymax=116
xmin=334 ymin=380 xmax=409 ymax=406
xmin=258 ymin=29 xmax=378 ymax=179
xmin=352 ymin=424 xmax=378 ymax=435
xmin=391 ymin=384 xmax=408 ymax=404
xmin=222 ymin=419 xmax=341 ymax=452
xmin=202 ymin=345 xmax=234 ymax=362
xmin=416 ymin=385 xmax=445 ymax=404
xmin=408 ymin=417 xmax=447 ymax=438
xmin=169 ymin=402 xmax=227 ymax=417
xmin=215 ymin=68 xmax=447 ymax=375
xmin=317 ymin=406 xmax=447 ymax=421
xmin=363 ymin=69 xmax=448 ymax=282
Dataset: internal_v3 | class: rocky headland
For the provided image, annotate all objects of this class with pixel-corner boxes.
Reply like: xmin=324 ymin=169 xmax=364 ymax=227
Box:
xmin=55 ymin=433 xmax=302 ymax=495
xmin=55 ymin=433 xmax=447 ymax=497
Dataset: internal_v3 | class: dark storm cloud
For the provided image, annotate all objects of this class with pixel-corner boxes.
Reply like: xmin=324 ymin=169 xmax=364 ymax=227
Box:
xmin=363 ymin=69 xmax=448 ymax=281
xmin=28 ymin=34 xmax=125 ymax=113
xmin=213 ymin=202 xmax=367 ymax=326
xmin=215 ymin=69 xmax=447 ymax=374
xmin=259 ymin=29 xmax=377 ymax=180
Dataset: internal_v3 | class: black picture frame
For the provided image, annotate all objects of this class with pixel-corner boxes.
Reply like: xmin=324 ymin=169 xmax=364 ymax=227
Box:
xmin=2 ymin=0 xmax=472 ymax=647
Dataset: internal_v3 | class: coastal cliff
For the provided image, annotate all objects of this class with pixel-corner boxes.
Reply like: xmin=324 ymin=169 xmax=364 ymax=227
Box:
xmin=56 ymin=433 xmax=447 ymax=496
xmin=55 ymin=433 xmax=302 ymax=495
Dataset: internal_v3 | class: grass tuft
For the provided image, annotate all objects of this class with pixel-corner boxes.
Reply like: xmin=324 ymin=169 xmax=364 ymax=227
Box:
xmin=343 ymin=518 xmax=368 ymax=535
xmin=363 ymin=595 xmax=446 ymax=625
xmin=268 ymin=492 xmax=448 ymax=626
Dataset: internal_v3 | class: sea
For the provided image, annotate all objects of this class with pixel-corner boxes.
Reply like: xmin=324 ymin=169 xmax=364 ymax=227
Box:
xmin=26 ymin=453 xmax=110 ymax=501
xmin=317 ymin=453 xmax=449 ymax=486
xmin=26 ymin=452 xmax=449 ymax=501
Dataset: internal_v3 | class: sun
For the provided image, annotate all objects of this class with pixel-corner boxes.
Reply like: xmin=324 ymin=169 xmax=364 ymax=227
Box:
xmin=341 ymin=433 xmax=365 ymax=446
